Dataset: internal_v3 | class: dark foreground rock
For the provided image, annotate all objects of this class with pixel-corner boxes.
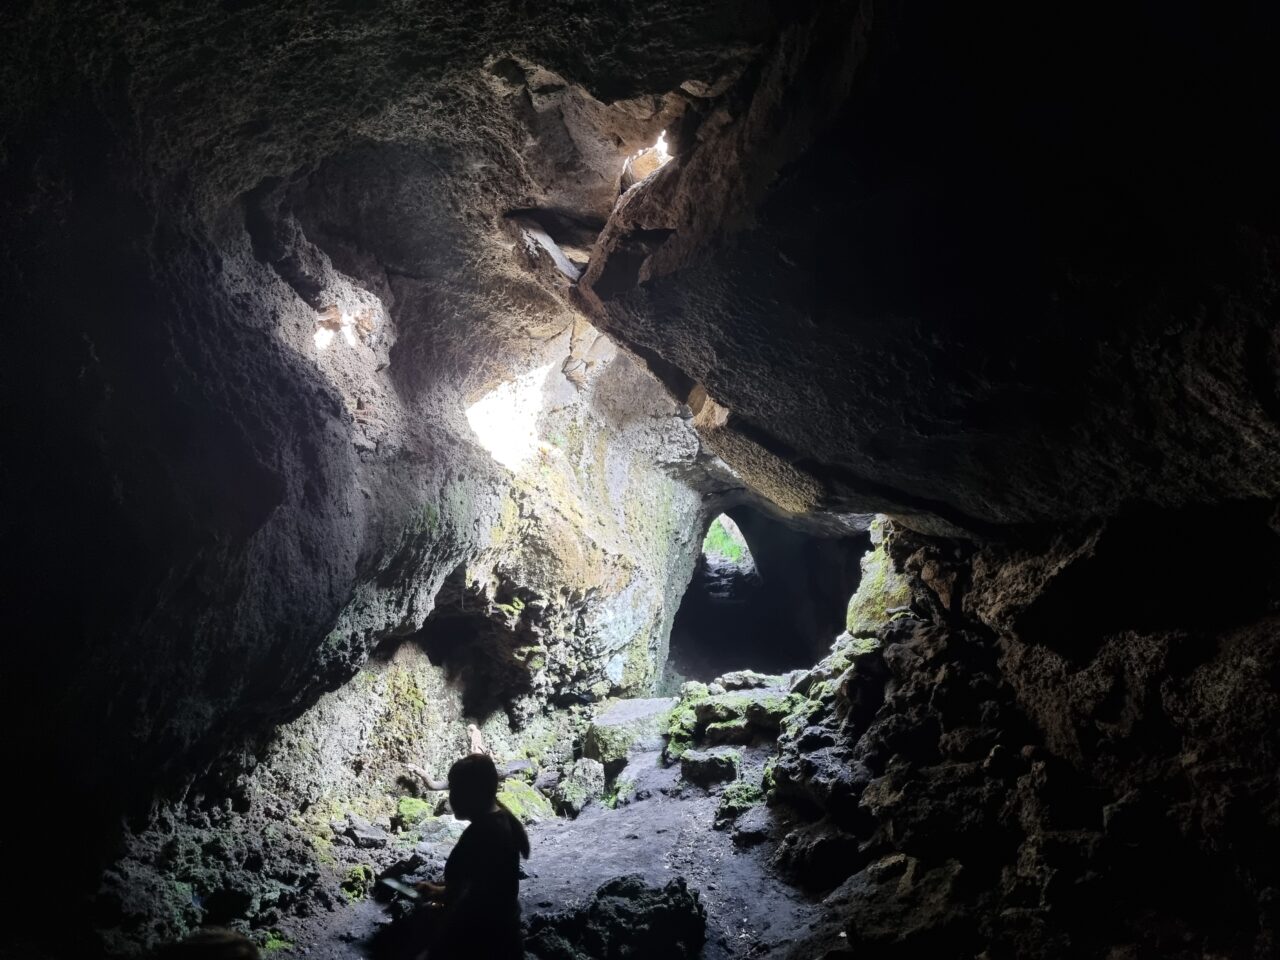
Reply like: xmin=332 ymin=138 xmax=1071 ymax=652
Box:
xmin=525 ymin=875 xmax=706 ymax=960
xmin=770 ymin=518 xmax=1280 ymax=959
xmin=680 ymin=747 xmax=742 ymax=788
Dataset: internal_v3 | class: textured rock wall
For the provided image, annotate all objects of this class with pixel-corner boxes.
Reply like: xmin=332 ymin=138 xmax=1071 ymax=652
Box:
xmin=580 ymin=2 xmax=1280 ymax=533
xmin=0 ymin=3 xmax=760 ymax=936
xmin=772 ymin=516 xmax=1280 ymax=959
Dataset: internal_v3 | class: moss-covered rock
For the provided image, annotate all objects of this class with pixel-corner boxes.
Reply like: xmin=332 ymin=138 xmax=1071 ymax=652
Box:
xmin=394 ymin=796 xmax=433 ymax=830
xmin=341 ymin=865 xmax=375 ymax=901
xmin=497 ymin=779 xmax=555 ymax=823
xmin=704 ymin=717 xmax=753 ymax=745
xmin=715 ymin=780 xmax=764 ymax=826
xmin=665 ymin=697 xmax=703 ymax=762
xmin=583 ymin=697 xmax=675 ymax=773
xmin=552 ymin=758 xmax=606 ymax=816
xmin=846 ymin=517 xmax=913 ymax=637
xmin=694 ymin=690 xmax=802 ymax=732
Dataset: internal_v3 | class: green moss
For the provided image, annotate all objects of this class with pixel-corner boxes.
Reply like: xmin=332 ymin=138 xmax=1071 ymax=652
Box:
xmin=744 ymin=692 xmax=805 ymax=729
xmin=779 ymin=697 xmax=825 ymax=741
xmin=603 ymin=774 xmax=635 ymax=810
xmin=342 ymin=865 xmax=375 ymax=901
xmin=846 ymin=537 xmax=912 ymax=636
xmin=496 ymin=595 xmax=526 ymax=619
xmin=584 ymin=723 xmax=636 ymax=767
xmin=704 ymin=717 xmax=752 ymax=744
xmin=702 ymin=516 xmax=746 ymax=563
xmin=762 ymin=757 xmax=778 ymax=793
xmin=264 ymin=933 xmax=294 ymax=952
xmin=716 ymin=779 xmax=764 ymax=825
xmin=496 ymin=779 xmax=555 ymax=823
xmin=396 ymin=796 xmax=433 ymax=829
xmin=665 ymin=700 xmax=701 ymax=762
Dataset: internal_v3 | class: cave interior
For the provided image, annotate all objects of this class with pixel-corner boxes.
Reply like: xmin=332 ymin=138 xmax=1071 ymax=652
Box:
xmin=2 ymin=3 xmax=1280 ymax=959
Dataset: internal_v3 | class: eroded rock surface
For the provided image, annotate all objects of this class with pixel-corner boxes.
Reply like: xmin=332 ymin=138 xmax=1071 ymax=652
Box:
xmin=3 ymin=4 xmax=1279 ymax=959
xmin=770 ymin=519 xmax=1280 ymax=959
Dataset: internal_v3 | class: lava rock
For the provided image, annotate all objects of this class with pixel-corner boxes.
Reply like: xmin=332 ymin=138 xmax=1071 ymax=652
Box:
xmin=501 ymin=758 xmax=538 ymax=782
xmin=731 ymin=806 xmax=773 ymax=847
xmin=345 ymin=817 xmax=391 ymax=850
xmin=552 ymin=758 xmax=606 ymax=817
xmin=680 ymin=747 xmax=741 ymax=787
xmin=582 ymin=698 xmax=676 ymax=775
xmin=525 ymin=874 xmax=706 ymax=960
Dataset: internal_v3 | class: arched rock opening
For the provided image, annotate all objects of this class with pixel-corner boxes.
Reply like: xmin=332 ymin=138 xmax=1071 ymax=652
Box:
xmin=667 ymin=509 xmax=867 ymax=682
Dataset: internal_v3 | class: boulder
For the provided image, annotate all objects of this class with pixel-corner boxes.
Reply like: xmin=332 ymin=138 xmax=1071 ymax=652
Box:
xmin=703 ymin=717 xmax=752 ymax=745
xmin=552 ymin=758 xmax=606 ymax=817
xmin=715 ymin=780 xmax=764 ymax=827
xmin=525 ymin=875 xmax=706 ymax=960
xmin=731 ymin=806 xmax=773 ymax=847
xmin=583 ymin=698 xmax=676 ymax=775
xmin=680 ymin=747 xmax=741 ymax=788
xmin=501 ymin=758 xmax=537 ymax=782
xmin=344 ymin=816 xmax=391 ymax=850
xmin=496 ymin=779 xmax=555 ymax=824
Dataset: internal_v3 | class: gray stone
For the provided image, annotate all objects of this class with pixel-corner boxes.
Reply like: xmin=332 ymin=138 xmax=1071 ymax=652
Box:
xmin=731 ymin=806 xmax=773 ymax=847
xmin=345 ymin=816 xmax=391 ymax=850
xmin=713 ymin=669 xmax=785 ymax=691
xmin=552 ymin=758 xmax=606 ymax=817
xmin=583 ymin=697 xmax=676 ymax=773
xmin=680 ymin=747 xmax=741 ymax=787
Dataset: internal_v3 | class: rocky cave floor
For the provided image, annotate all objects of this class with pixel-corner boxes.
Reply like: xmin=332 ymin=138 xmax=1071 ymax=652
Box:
xmin=274 ymin=745 xmax=816 ymax=960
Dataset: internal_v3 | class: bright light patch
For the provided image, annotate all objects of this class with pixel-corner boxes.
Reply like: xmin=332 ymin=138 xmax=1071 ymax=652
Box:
xmin=651 ymin=130 xmax=671 ymax=165
xmin=465 ymin=363 xmax=554 ymax=471
xmin=313 ymin=306 xmax=364 ymax=352
xmin=702 ymin=514 xmax=756 ymax=572
xmin=622 ymin=130 xmax=673 ymax=186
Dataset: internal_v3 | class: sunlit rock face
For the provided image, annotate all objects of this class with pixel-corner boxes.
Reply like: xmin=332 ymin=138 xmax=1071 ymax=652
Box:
xmin=0 ymin=1 xmax=766 ymax=933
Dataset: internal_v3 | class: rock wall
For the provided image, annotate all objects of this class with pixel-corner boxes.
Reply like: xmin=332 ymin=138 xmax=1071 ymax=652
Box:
xmin=771 ymin=516 xmax=1280 ymax=959
xmin=90 ymin=303 xmax=716 ymax=956
xmin=0 ymin=1 xmax=770 ymax=934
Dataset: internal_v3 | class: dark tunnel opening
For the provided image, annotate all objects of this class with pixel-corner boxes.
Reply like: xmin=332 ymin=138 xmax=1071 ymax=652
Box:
xmin=665 ymin=508 xmax=869 ymax=683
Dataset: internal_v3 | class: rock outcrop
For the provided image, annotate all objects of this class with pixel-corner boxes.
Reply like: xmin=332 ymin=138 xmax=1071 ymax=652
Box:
xmin=770 ymin=518 xmax=1280 ymax=958
xmin=525 ymin=875 xmax=707 ymax=960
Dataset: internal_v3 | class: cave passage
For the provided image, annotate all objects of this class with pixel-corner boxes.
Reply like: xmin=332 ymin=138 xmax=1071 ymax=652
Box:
xmin=8 ymin=5 xmax=1280 ymax=959
xmin=666 ymin=508 xmax=867 ymax=684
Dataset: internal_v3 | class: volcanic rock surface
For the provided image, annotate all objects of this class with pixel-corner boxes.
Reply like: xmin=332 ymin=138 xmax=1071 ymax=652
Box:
xmin=2 ymin=3 xmax=1279 ymax=959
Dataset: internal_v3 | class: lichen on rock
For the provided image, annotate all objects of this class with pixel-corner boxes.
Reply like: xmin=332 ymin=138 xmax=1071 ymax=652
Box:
xmin=552 ymin=758 xmax=607 ymax=817
xmin=845 ymin=517 xmax=914 ymax=637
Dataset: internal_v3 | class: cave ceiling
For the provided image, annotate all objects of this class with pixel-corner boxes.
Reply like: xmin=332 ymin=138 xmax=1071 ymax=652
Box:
xmin=5 ymin=2 xmax=1275 ymax=538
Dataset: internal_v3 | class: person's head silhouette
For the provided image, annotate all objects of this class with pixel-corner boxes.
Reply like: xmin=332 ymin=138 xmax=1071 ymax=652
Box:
xmin=448 ymin=753 xmax=500 ymax=821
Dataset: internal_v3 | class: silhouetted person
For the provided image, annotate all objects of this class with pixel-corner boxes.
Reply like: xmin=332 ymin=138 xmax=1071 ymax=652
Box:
xmin=154 ymin=928 xmax=259 ymax=959
xmin=417 ymin=753 xmax=529 ymax=959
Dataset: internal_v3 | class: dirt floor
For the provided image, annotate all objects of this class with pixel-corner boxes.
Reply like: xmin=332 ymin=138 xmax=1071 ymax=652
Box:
xmin=288 ymin=748 xmax=820 ymax=959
